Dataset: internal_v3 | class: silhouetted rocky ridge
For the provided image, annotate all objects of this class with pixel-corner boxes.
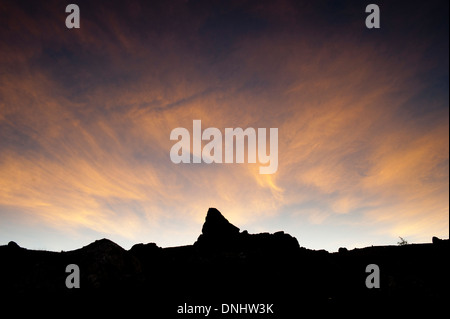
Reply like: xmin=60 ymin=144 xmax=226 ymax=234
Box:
xmin=1 ymin=208 xmax=448 ymax=316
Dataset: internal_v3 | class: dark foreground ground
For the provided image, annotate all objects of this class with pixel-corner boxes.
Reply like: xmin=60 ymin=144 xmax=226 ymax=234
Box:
xmin=1 ymin=208 xmax=448 ymax=317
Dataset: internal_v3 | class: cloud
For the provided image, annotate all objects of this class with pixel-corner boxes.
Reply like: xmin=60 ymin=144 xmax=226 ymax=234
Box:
xmin=0 ymin=0 xmax=448 ymax=250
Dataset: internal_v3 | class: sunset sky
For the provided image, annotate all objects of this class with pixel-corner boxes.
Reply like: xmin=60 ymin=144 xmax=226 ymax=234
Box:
xmin=0 ymin=0 xmax=448 ymax=252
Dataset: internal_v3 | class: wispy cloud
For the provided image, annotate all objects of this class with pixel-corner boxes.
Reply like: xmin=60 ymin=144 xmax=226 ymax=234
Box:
xmin=0 ymin=0 xmax=448 ymax=251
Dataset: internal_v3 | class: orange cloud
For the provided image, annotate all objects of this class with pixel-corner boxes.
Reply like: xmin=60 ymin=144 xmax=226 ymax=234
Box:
xmin=0 ymin=0 xmax=447 ymax=251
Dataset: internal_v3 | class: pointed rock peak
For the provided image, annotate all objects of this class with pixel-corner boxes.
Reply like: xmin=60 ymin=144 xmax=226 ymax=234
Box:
xmin=82 ymin=238 xmax=125 ymax=253
xmin=8 ymin=241 xmax=20 ymax=249
xmin=202 ymin=208 xmax=240 ymax=237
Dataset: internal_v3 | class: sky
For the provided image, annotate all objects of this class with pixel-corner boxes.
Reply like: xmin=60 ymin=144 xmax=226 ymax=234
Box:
xmin=0 ymin=0 xmax=448 ymax=252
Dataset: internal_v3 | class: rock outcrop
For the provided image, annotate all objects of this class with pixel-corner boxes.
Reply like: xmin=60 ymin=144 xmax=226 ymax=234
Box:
xmin=0 ymin=208 xmax=448 ymax=316
xmin=194 ymin=207 xmax=241 ymax=249
xmin=201 ymin=207 xmax=240 ymax=238
xmin=65 ymin=238 xmax=142 ymax=289
xmin=194 ymin=208 xmax=300 ymax=255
